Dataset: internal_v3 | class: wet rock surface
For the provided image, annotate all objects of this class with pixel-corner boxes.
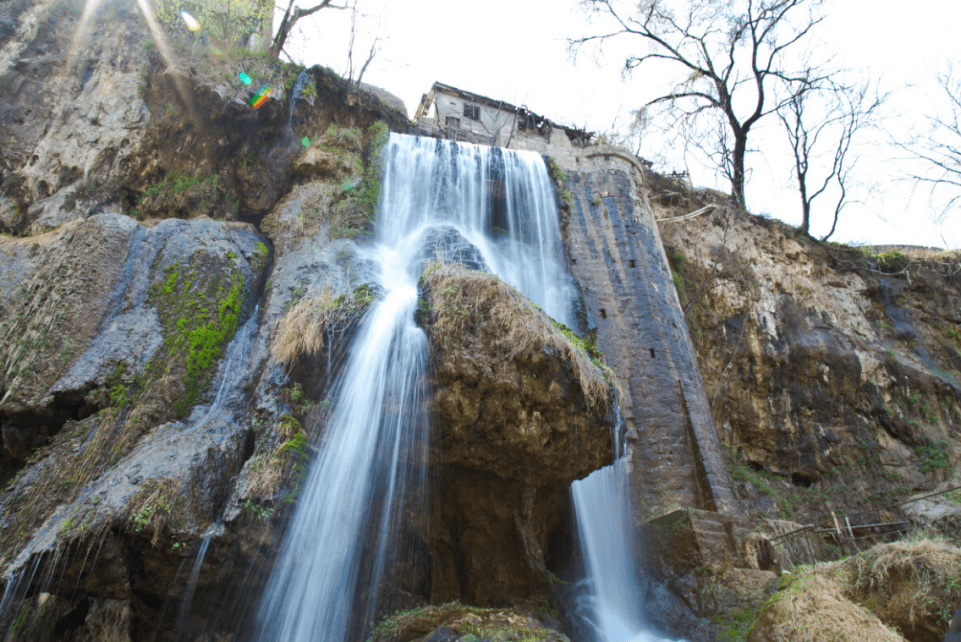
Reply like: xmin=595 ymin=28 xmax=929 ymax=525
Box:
xmin=562 ymin=167 xmax=736 ymax=521
xmin=0 ymin=214 xmax=267 ymax=633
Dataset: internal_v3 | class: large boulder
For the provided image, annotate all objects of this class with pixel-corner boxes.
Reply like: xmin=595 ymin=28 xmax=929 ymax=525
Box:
xmin=748 ymin=537 xmax=961 ymax=642
xmin=419 ymin=264 xmax=618 ymax=605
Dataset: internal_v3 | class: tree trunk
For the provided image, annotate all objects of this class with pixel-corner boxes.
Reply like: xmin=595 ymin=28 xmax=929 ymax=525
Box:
xmin=731 ymin=133 xmax=747 ymax=208
xmin=798 ymin=174 xmax=811 ymax=236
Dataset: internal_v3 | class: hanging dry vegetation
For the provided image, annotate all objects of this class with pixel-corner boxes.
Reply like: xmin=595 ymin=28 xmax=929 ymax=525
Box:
xmin=420 ymin=263 xmax=612 ymax=409
xmin=270 ymin=283 xmax=374 ymax=363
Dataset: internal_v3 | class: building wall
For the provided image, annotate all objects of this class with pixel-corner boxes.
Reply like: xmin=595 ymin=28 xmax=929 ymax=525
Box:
xmin=417 ymin=89 xmax=575 ymax=153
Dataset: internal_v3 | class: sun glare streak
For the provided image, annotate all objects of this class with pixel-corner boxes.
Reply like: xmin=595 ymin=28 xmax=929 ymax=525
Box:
xmin=134 ymin=0 xmax=175 ymax=69
xmin=64 ymin=0 xmax=104 ymax=77
xmin=134 ymin=0 xmax=202 ymax=133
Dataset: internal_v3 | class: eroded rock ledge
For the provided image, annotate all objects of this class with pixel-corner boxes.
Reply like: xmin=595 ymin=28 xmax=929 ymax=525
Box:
xmin=421 ymin=264 xmax=616 ymax=488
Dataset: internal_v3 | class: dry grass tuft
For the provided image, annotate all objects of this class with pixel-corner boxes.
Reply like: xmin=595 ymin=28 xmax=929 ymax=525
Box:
xmin=748 ymin=568 xmax=906 ymax=641
xmin=271 ymin=284 xmax=373 ymax=363
xmin=422 ymin=264 xmax=613 ymax=408
xmin=749 ymin=536 xmax=961 ymax=641
xmin=843 ymin=536 xmax=961 ymax=636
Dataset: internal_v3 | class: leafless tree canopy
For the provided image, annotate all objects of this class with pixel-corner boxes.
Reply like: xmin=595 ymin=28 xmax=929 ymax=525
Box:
xmin=899 ymin=68 xmax=961 ymax=223
xmin=570 ymin=0 xmax=825 ymax=207
xmin=780 ymin=79 xmax=885 ymax=240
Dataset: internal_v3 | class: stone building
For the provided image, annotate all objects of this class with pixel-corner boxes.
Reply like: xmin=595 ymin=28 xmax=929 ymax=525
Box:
xmin=412 ymin=82 xmax=594 ymax=152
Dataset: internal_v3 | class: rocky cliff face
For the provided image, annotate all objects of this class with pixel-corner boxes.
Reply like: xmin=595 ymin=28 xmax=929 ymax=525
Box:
xmin=654 ymin=183 xmax=961 ymax=529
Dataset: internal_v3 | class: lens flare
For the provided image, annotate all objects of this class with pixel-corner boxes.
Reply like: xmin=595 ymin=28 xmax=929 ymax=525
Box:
xmin=252 ymin=86 xmax=273 ymax=109
xmin=302 ymin=137 xmax=311 ymax=147
xmin=180 ymin=10 xmax=200 ymax=31
xmin=239 ymin=72 xmax=252 ymax=85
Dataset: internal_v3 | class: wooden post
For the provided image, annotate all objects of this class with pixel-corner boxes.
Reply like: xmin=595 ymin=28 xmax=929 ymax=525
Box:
xmin=844 ymin=516 xmax=860 ymax=552
xmin=831 ymin=512 xmax=849 ymax=555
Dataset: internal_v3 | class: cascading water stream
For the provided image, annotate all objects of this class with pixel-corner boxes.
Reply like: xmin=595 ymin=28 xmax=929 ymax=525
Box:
xmin=167 ymin=306 xmax=259 ymax=640
xmin=284 ymin=70 xmax=311 ymax=140
xmin=190 ymin=303 xmax=260 ymax=430
xmin=571 ymin=435 xmax=682 ymax=642
xmin=253 ymin=133 xmax=574 ymax=641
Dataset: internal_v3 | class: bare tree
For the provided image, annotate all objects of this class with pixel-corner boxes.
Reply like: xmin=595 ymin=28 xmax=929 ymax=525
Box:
xmin=271 ymin=0 xmax=346 ymax=58
xmin=780 ymin=79 xmax=885 ymax=239
xmin=898 ymin=67 xmax=961 ymax=223
xmin=343 ymin=0 xmax=381 ymax=86
xmin=570 ymin=0 xmax=825 ymax=207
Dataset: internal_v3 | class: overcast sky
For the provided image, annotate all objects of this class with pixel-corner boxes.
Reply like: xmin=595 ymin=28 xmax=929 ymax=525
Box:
xmin=280 ymin=0 xmax=960 ymax=249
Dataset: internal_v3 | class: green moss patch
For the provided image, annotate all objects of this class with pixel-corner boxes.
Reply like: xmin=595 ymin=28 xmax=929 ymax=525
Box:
xmin=149 ymin=257 xmax=245 ymax=416
xmin=242 ymin=415 xmax=312 ymax=516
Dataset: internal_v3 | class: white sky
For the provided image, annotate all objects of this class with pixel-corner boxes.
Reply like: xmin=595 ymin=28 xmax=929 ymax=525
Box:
xmin=280 ymin=0 xmax=961 ymax=249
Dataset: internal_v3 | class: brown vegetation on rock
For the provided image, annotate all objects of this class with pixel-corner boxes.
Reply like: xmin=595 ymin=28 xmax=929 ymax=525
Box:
xmin=749 ymin=537 xmax=961 ymax=642
xmin=271 ymin=284 xmax=374 ymax=364
xmin=368 ymin=602 xmax=569 ymax=642
xmin=844 ymin=538 xmax=961 ymax=641
xmin=748 ymin=569 xmax=906 ymax=642
xmin=423 ymin=264 xmax=611 ymax=410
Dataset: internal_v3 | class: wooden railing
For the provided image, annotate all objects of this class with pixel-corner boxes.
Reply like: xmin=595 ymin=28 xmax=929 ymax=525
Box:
xmin=767 ymin=484 xmax=961 ymax=568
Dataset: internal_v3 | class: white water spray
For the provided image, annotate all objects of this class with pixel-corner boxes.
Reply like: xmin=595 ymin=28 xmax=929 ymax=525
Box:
xmin=254 ymin=133 xmax=574 ymax=641
xmin=572 ymin=450 xmax=683 ymax=642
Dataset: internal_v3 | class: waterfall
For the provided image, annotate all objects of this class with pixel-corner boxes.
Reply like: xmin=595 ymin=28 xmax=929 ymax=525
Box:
xmin=253 ymin=133 xmax=574 ymax=641
xmin=571 ymin=443 xmax=682 ymax=642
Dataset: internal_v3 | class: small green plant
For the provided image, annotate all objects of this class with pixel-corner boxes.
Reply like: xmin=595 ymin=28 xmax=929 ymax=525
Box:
xmin=58 ymin=516 xmax=74 ymax=535
xmin=288 ymin=383 xmax=304 ymax=403
xmin=713 ymin=604 xmax=758 ymax=642
xmin=547 ymin=571 xmax=569 ymax=585
xmin=242 ymin=499 xmax=275 ymax=520
xmin=916 ymin=440 xmax=950 ymax=474
xmin=728 ymin=464 xmax=776 ymax=496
